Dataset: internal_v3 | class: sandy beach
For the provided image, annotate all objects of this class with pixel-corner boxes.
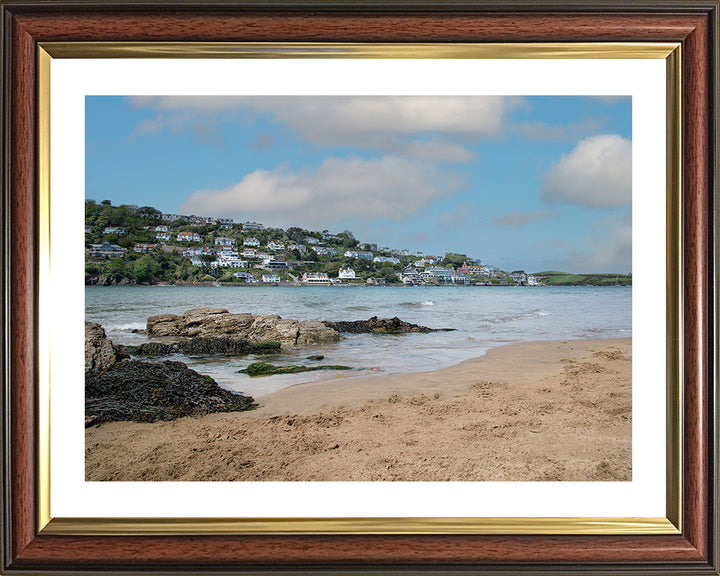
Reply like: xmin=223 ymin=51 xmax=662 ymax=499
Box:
xmin=85 ymin=337 xmax=631 ymax=482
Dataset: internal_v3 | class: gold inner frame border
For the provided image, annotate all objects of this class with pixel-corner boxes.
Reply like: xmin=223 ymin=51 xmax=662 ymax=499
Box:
xmin=36 ymin=41 xmax=682 ymax=536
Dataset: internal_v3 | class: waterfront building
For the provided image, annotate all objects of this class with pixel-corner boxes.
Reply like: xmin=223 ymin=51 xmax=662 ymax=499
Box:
xmin=400 ymin=267 xmax=425 ymax=285
xmin=424 ymin=267 xmax=471 ymax=285
xmin=302 ymin=272 xmax=330 ymax=285
xmin=233 ymin=271 xmax=255 ymax=281
xmin=262 ymin=274 xmax=281 ymax=283
xmin=338 ymin=267 xmax=356 ymax=280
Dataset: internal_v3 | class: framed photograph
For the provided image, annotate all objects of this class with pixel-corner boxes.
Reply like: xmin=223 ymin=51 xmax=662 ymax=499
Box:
xmin=1 ymin=1 xmax=717 ymax=574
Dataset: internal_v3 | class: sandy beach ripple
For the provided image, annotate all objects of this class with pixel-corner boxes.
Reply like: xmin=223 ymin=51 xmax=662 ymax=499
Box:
xmin=85 ymin=337 xmax=631 ymax=482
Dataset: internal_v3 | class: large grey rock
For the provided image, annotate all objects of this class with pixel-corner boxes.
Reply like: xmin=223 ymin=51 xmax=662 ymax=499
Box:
xmin=146 ymin=309 xmax=342 ymax=346
xmin=85 ymin=321 xmax=120 ymax=373
xmin=145 ymin=314 xmax=182 ymax=337
xmin=297 ymin=320 xmax=342 ymax=345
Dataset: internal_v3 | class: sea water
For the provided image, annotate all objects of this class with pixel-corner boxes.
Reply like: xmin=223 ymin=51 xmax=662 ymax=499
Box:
xmin=85 ymin=285 xmax=631 ymax=398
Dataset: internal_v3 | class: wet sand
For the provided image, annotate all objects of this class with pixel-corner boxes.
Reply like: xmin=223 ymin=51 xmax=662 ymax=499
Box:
xmin=85 ymin=338 xmax=631 ymax=481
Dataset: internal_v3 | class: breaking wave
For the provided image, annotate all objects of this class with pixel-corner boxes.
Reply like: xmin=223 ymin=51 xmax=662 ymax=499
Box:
xmin=481 ymin=309 xmax=549 ymax=324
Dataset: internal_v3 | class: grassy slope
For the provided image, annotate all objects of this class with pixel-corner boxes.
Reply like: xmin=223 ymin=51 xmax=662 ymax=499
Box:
xmin=533 ymin=271 xmax=632 ymax=286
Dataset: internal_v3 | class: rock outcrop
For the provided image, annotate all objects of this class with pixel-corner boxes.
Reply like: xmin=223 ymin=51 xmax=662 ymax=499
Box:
xmin=119 ymin=337 xmax=280 ymax=358
xmin=323 ymin=316 xmax=452 ymax=334
xmin=85 ymin=321 xmax=125 ymax=373
xmin=85 ymin=360 xmax=255 ymax=426
xmin=146 ymin=308 xmax=342 ymax=346
xmin=239 ymin=362 xmax=352 ymax=377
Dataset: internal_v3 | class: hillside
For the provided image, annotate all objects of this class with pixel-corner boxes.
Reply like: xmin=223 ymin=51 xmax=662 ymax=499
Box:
xmin=533 ymin=271 xmax=632 ymax=286
xmin=84 ymin=200 xmax=630 ymax=287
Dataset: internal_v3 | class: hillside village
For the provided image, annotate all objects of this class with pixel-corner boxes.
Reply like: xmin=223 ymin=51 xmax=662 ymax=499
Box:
xmin=85 ymin=200 xmax=631 ymax=287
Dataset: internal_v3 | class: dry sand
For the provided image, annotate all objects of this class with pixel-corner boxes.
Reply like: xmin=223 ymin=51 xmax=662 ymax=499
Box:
xmin=85 ymin=338 xmax=631 ymax=481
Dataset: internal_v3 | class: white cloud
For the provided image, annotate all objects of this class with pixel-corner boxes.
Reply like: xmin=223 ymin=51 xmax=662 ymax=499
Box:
xmin=492 ymin=209 xmax=557 ymax=227
xmin=562 ymin=213 xmax=632 ymax=273
xmin=179 ymin=156 xmax=463 ymax=229
xmin=129 ymin=96 xmax=525 ymax=161
xmin=542 ymin=134 xmax=632 ymax=208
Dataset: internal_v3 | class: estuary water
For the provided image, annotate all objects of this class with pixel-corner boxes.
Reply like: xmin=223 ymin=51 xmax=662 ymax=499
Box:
xmin=85 ymin=285 xmax=631 ymax=398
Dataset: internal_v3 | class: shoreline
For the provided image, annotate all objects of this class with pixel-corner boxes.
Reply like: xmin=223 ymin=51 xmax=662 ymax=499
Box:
xmin=86 ymin=337 xmax=632 ymax=481
xmin=85 ymin=282 xmax=632 ymax=288
xmin=251 ymin=336 xmax=630 ymax=415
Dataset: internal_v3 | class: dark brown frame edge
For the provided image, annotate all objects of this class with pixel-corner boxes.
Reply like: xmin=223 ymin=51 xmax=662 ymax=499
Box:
xmin=0 ymin=1 xmax=717 ymax=574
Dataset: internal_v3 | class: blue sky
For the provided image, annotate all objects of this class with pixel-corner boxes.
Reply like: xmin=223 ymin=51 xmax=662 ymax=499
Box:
xmin=86 ymin=95 xmax=632 ymax=273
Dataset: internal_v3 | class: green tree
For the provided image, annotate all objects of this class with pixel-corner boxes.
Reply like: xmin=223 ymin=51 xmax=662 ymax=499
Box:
xmin=442 ymin=252 xmax=468 ymax=268
xmin=133 ymin=254 xmax=160 ymax=283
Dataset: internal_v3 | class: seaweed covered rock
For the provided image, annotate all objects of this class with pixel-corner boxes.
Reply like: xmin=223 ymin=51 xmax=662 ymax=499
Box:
xmin=323 ymin=316 xmax=451 ymax=334
xmin=239 ymin=362 xmax=352 ymax=377
xmin=119 ymin=337 xmax=280 ymax=358
xmin=85 ymin=360 xmax=255 ymax=426
xmin=85 ymin=321 xmax=124 ymax=373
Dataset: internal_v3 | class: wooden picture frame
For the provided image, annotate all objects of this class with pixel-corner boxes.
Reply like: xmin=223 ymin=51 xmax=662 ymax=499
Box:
xmin=1 ymin=1 xmax=717 ymax=573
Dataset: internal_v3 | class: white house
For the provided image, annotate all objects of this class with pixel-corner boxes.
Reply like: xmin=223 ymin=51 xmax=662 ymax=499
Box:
xmin=103 ymin=226 xmax=125 ymax=235
xmin=156 ymin=232 xmax=171 ymax=241
xmin=84 ymin=226 xmax=92 ymax=234
xmin=182 ymin=247 xmax=212 ymax=257
xmin=424 ymin=267 xmax=470 ymax=285
xmin=302 ymin=272 xmax=330 ymax=285
xmin=242 ymin=248 xmax=258 ymax=258
xmin=133 ymin=243 xmax=156 ymax=253
xmin=177 ymin=232 xmax=201 ymax=242
xmin=154 ymin=225 xmax=169 ymax=232
xmin=261 ymin=274 xmax=281 ymax=283
xmin=215 ymin=237 xmax=236 ymax=247
xmin=373 ymin=256 xmax=400 ymax=265
xmin=338 ymin=267 xmax=356 ymax=280
xmin=344 ymin=250 xmax=373 ymax=260
xmin=233 ymin=271 xmax=255 ymax=281
xmin=268 ymin=241 xmax=285 ymax=252
xmin=288 ymin=244 xmax=306 ymax=255
xmin=313 ymin=246 xmax=338 ymax=256
xmin=214 ymin=254 xmax=248 ymax=268
xmin=243 ymin=237 xmax=260 ymax=247
xmin=305 ymin=237 xmax=320 ymax=245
